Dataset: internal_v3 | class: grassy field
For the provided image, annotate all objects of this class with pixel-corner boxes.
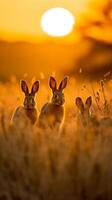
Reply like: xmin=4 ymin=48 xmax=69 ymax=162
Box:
xmin=0 ymin=77 xmax=112 ymax=200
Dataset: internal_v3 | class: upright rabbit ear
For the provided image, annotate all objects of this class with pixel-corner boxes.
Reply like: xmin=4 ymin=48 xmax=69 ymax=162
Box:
xmin=31 ymin=81 xmax=39 ymax=95
xmin=85 ymin=96 xmax=92 ymax=109
xmin=49 ymin=76 xmax=57 ymax=92
xmin=21 ymin=80 xmax=29 ymax=95
xmin=58 ymin=77 xmax=68 ymax=91
xmin=76 ymin=97 xmax=84 ymax=113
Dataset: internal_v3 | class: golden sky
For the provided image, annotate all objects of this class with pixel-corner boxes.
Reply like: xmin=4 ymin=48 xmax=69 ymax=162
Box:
xmin=0 ymin=0 xmax=108 ymax=41
xmin=0 ymin=0 xmax=111 ymax=80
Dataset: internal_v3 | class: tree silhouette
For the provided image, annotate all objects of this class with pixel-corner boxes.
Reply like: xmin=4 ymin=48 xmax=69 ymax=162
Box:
xmin=66 ymin=0 xmax=112 ymax=79
xmin=77 ymin=0 xmax=112 ymax=43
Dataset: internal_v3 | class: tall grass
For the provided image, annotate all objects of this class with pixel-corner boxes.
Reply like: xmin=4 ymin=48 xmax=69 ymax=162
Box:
xmin=0 ymin=78 xmax=112 ymax=200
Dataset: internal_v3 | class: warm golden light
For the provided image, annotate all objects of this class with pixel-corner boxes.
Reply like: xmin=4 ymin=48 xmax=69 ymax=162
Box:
xmin=41 ymin=8 xmax=75 ymax=37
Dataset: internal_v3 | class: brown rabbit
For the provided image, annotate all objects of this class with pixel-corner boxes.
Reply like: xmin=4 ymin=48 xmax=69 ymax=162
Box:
xmin=12 ymin=80 xmax=39 ymax=125
xmin=39 ymin=76 xmax=68 ymax=130
xmin=75 ymin=96 xmax=97 ymax=127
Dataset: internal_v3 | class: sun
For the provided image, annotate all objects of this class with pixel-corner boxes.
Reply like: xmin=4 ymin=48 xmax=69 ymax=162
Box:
xmin=41 ymin=7 xmax=75 ymax=37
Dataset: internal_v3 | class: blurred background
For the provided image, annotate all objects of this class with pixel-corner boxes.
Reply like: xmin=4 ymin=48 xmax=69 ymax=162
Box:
xmin=0 ymin=0 xmax=112 ymax=81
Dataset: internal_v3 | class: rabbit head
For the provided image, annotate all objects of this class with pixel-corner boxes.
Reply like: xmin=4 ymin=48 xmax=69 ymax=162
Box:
xmin=76 ymin=96 xmax=92 ymax=124
xmin=21 ymin=80 xmax=39 ymax=109
xmin=49 ymin=76 xmax=68 ymax=106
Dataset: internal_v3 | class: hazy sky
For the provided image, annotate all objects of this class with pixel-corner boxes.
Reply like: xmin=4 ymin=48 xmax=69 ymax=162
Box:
xmin=0 ymin=0 xmax=107 ymax=41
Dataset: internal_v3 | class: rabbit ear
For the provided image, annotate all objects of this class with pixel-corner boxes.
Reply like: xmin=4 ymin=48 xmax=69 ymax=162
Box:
xmin=76 ymin=97 xmax=84 ymax=113
xmin=58 ymin=77 xmax=68 ymax=91
xmin=21 ymin=80 xmax=29 ymax=95
xmin=49 ymin=76 xmax=57 ymax=92
xmin=31 ymin=81 xmax=39 ymax=95
xmin=85 ymin=96 xmax=92 ymax=109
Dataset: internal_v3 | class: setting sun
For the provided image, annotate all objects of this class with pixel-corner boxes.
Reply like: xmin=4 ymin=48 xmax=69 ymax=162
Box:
xmin=41 ymin=7 xmax=75 ymax=37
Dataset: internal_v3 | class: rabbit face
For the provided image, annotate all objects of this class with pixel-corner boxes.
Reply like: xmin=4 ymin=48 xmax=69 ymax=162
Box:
xmin=49 ymin=76 xmax=68 ymax=106
xmin=76 ymin=96 xmax=92 ymax=125
xmin=21 ymin=80 xmax=39 ymax=110
xmin=24 ymin=94 xmax=35 ymax=109
xmin=52 ymin=90 xmax=65 ymax=106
